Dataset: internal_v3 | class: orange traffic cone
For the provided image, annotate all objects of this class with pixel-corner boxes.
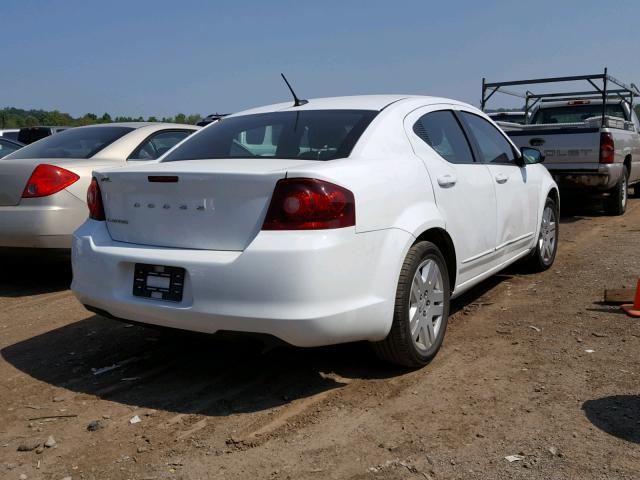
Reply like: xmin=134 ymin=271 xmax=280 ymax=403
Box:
xmin=622 ymin=279 xmax=640 ymax=318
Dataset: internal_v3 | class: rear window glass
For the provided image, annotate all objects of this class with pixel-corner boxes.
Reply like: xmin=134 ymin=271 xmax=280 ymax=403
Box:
xmin=7 ymin=126 xmax=133 ymax=159
xmin=163 ymin=110 xmax=377 ymax=161
xmin=532 ymin=104 xmax=626 ymax=124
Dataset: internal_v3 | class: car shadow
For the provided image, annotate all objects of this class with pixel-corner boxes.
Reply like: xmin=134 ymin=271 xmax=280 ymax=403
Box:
xmin=0 ymin=250 xmax=71 ymax=297
xmin=559 ymin=196 xmax=607 ymax=223
xmin=583 ymin=395 xmax=640 ymax=444
xmin=1 ymin=268 xmax=517 ymax=417
xmin=1 ymin=314 xmax=405 ymax=417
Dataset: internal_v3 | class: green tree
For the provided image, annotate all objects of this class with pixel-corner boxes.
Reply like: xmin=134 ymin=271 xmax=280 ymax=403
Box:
xmin=24 ymin=115 xmax=39 ymax=127
xmin=78 ymin=113 xmax=98 ymax=126
xmin=173 ymin=113 xmax=187 ymax=124
xmin=186 ymin=114 xmax=201 ymax=125
xmin=100 ymin=113 xmax=112 ymax=123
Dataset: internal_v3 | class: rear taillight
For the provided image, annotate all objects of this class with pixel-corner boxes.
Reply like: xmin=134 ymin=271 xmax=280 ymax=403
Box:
xmin=600 ymin=133 xmax=615 ymax=164
xmin=262 ymin=178 xmax=355 ymax=230
xmin=22 ymin=164 xmax=80 ymax=198
xmin=87 ymin=177 xmax=105 ymax=221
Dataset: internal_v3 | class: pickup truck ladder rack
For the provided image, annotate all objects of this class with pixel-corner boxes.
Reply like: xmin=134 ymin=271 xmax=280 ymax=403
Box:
xmin=481 ymin=68 xmax=640 ymax=125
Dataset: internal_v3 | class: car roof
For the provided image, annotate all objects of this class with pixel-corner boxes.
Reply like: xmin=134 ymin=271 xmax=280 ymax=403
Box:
xmin=230 ymin=95 xmax=426 ymax=116
xmin=229 ymin=94 xmax=485 ymax=117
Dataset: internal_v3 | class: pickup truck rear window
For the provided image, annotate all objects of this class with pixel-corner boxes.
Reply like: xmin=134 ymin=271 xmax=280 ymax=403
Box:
xmin=163 ymin=110 xmax=378 ymax=161
xmin=532 ymin=104 xmax=626 ymax=124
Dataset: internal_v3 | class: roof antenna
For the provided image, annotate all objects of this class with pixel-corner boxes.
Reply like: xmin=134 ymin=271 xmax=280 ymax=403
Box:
xmin=281 ymin=73 xmax=308 ymax=107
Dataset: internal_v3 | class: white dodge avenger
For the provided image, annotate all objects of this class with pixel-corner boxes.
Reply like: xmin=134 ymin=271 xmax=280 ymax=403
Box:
xmin=71 ymin=95 xmax=558 ymax=367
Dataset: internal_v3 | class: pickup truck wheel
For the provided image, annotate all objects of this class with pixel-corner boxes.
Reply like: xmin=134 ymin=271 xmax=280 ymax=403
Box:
xmin=373 ymin=241 xmax=450 ymax=368
xmin=524 ymin=197 xmax=559 ymax=272
xmin=633 ymin=183 xmax=640 ymax=198
xmin=604 ymin=167 xmax=628 ymax=215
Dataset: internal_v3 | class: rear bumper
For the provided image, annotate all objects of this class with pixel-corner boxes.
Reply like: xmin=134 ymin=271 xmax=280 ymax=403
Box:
xmin=71 ymin=220 xmax=412 ymax=347
xmin=547 ymin=164 xmax=622 ymax=191
xmin=0 ymin=191 xmax=85 ymax=249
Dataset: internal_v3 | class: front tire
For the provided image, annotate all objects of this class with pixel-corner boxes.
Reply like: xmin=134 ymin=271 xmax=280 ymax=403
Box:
xmin=373 ymin=241 xmax=450 ymax=368
xmin=604 ymin=167 xmax=628 ymax=215
xmin=524 ymin=196 xmax=559 ymax=272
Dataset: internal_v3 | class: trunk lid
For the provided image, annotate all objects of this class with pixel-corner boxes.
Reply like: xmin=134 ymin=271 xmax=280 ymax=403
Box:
xmin=99 ymin=158 xmax=315 ymax=251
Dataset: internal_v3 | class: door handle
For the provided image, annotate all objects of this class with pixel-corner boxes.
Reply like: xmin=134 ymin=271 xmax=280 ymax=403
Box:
xmin=437 ymin=174 xmax=457 ymax=188
xmin=495 ymin=173 xmax=508 ymax=184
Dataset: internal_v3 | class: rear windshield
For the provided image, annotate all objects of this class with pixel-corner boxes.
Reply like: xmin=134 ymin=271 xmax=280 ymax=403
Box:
xmin=163 ymin=110 xmax=378 ymax=161
xmin=532 ymin=104 xmax=626 ymax=124
xmin=8 ymin=126 xmax=133 ymax=159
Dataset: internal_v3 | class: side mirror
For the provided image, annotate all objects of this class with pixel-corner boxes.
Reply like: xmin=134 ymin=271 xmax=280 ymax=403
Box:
xmin=519 ymin=147 xmax=544 ymax=165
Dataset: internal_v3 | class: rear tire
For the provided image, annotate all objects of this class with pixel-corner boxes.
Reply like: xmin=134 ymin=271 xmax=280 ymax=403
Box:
xmin=523 ymin=196 xmax=559 ymax=272
xmin=632 ymin=183 xmax=640 ymax=198
xmin=604 ymin=167 xmax=628 ymax=216
xmin=373 ymin=241 xmax=450 ymax=368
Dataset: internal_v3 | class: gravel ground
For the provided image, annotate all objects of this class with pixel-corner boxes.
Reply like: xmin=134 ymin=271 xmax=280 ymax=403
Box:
xmin=1 ymin=197 xmax=639 ymax=480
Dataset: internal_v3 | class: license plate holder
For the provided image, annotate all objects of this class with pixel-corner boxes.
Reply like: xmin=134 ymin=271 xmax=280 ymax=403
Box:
xmin=133 ymin=263 xmax=185 ymax=302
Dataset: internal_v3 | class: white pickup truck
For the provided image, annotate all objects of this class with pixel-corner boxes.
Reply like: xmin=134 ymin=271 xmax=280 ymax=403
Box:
xmin=482 ymin=71 xmax=640 ymax=215
xmin=499 ymin=100 xmax=640 ymax=215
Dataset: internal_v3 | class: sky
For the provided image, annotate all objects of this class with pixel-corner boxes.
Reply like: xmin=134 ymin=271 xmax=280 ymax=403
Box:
xmin=2 ymin=0 xmax=640 ymax=118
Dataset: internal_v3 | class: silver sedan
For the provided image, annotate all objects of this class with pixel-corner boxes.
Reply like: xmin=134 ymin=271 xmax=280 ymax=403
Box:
xmin=0 ymin=122 xmax=199 ymax=250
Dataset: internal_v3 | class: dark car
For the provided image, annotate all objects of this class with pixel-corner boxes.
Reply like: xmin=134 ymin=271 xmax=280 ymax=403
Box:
xmin=196 ymin=113 xmax=228 ymax=127
xmin=17 ymin=126 xmax=68 ymax=145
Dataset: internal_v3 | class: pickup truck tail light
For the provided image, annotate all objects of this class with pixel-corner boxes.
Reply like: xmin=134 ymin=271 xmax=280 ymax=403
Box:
xmin=22 ymin=164 xmax=80 ymax=198
xmin=87 ymin=177 xmax=106 ymax=221
xmin=262 ymin=178 xmax=355 ymax=230
xmin=599 ymin=133 xmax=615 ymax=164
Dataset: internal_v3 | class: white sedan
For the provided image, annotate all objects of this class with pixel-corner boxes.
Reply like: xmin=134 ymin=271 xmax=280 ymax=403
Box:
xmin=71 ymin=96 xmax=558 ymax=367
xmin=0 ymin=122 xmax=198 ymax=249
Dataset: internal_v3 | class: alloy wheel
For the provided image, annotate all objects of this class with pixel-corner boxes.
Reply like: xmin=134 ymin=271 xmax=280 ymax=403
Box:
xmin=538 ymin=204 xmax=557 ymax=264
xmin=409 ymin=259 xmax=445 ymax=351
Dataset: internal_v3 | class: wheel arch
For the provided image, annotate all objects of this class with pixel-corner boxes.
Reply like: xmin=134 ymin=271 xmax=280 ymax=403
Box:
xmin=547 ymin=186 xmax=560 ymax=209
xmin=414 ymin=227 xmax=457 ymax=292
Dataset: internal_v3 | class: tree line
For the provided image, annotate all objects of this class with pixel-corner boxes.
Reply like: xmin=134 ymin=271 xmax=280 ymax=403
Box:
xmin=0 ymin=107 xmax=203 ymax=129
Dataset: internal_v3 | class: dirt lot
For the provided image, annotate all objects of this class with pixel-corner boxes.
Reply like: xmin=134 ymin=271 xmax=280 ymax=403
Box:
xmin=1 ymin=198 xmax=639 ymax=480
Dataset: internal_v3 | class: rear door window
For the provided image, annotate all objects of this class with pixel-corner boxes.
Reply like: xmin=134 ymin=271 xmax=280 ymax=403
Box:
xmin=412 ymin=110 xmax=475 ymax=164
xmin=460 ymin=112 xmax=517 ymax=164
xmin=129 ymin=130 xmax=193 ymax=160
xmin=0 ymin=139 xmax=22 ymax=158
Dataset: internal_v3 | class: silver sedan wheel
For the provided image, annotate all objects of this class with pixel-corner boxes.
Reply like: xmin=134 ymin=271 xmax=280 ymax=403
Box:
xmin=409 ymin=259 xmax=445 ymax=352
xmin=538 ymin=204 xmax=557 ymax=263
